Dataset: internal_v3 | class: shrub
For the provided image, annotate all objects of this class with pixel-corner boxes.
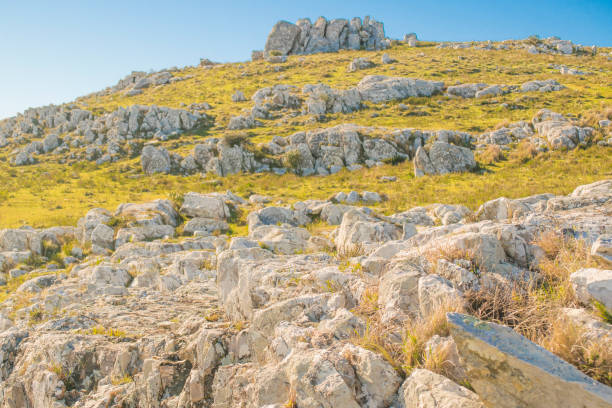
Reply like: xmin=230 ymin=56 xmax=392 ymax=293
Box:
xmin=168 ymin=191 xmax=185 ymax=209
xmin=283 ymin=150 xmax=303 ymax=172
xmin=223 ymin=133 xmax=248 ymax=147
xmin=382 ymin=155 xmax=407 ymax=166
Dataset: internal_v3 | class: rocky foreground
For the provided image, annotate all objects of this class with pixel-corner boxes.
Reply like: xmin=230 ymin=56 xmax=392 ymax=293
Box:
xmin=0 ymin=178 xmax=611 ymax=407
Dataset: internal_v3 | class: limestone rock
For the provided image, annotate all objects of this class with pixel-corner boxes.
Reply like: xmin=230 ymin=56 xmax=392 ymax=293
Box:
xmin=592 ymin=234 xmax=612 ymax=264
xmin=347 ymin=57 xmax=375 ymax=72
xmin=398 ymin=369 xmax=484 ymax=408
xmin=414 ymin=142 xmax=476 ymax=177
xmin=448 ymin=313 xmax=612 ymax=408
xmin=141 ymin=145 xmax=172 ymax=174
xmin=570 ymin=268 xmax=612 ymax=310
xmin=357 ymin=75 xmax=444 ymax=103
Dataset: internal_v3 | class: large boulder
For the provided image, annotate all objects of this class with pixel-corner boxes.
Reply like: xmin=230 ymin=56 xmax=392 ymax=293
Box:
xmin=335 ymin=209 xmax=402 ymax=255
xmin=114 ymin=199 xmax=180 ymax=227
xmin=264 ymin=21 xmax=301 ymax=55
xmin=249 ymin=225 xmax=311 ymax=254
xmin=0 ymin=229 xmax=42 ymax=254
xmin=141 ymin=145 xmax=172 ymax=174
xmin=179 ymin=192 xmax=231 ymax=220
xmin=414 ymin=142 xmax=476 ymax=177
xmin=357 ymin=75 xmax=444 ymax=103
xmin=448 ymin=313 xmax=612 ymax=408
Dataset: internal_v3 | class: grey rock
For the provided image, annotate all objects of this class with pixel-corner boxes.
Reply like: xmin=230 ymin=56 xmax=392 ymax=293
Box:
xmin=592 ymin=234 xmax=612 ymax=264
xmin=448 ymin=313 xmax=612 ymax=408
xmin=141 ymin=145 xmax=172 ymax=174
xmin=414 ymin=142 xmax=476 ymax=177
xmin=347 ymin=57 xmax=375 ymax=72
xmin=358 ymin=75 xmax=444 ymax=103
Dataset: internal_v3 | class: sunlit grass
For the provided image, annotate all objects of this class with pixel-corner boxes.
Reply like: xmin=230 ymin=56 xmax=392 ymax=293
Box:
xmin=0 ymin=145 xmax=609 ymax=229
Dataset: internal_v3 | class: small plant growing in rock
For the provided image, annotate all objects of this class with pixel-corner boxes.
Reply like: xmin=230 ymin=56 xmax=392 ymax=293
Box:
xmin=283 ymin=150 xmax=303 ymax=172
xmin=111 ymin=374 xmax=134 ymax=385
xmin=28 ymin=308 xmax=44 ymax=325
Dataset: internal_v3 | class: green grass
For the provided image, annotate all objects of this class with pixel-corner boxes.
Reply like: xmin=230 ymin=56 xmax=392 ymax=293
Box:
xmin=0 ymin=145 xmax=610 ymax=229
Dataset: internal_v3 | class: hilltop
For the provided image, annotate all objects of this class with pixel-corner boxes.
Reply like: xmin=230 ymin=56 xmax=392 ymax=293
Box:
xmin=0 ymin=16 xmax=611 ymax=408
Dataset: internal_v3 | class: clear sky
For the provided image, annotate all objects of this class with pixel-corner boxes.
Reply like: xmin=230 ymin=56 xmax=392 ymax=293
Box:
xmin=1 ymin=0 xmax=611 ymax=119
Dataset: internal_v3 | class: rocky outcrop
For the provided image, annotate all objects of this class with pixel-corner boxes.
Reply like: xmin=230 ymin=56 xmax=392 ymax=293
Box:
xmin=532 ymin=109 xmax=594 ymax=150
xmin=1 ymin=180 xmax=611 ymax=406
xmin=4 ymin=104 xmax=209 ymax=166
xmin=437 ymin=36 xmax=597 ymax=56
xmin=150 ymin=124 xmax=476 ymax=177
xmin=448 ymin=313 xmax=612 ymax=408
xmin=264 ymin=16 xmax=388 ymax=56
xmin=227 ymin=75 xmax=445 ymax=129
xmin=521 ymin=79 xmax=565 ymax=93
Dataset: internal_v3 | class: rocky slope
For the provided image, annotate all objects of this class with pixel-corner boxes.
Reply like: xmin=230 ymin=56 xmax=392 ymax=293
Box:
xmin=0 ymin=179 xmax=611 ymax=407
xmin=0 ymin=16 xmax=611 ymax=407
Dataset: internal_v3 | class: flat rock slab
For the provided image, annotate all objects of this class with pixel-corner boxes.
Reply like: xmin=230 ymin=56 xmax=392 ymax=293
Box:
xmin=447 ymin=312 xmax=612 ymax=408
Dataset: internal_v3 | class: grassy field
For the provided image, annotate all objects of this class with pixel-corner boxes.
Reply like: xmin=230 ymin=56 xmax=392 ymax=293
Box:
xmin=0 ymin=145 xmax=610 ymax=229
xmin=0 ymin=41 xmax=611 ymax=228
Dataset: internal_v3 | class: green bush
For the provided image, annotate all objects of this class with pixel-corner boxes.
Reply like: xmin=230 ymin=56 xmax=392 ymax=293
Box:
xmin=223 ymin=133 xmax=248 ymax=147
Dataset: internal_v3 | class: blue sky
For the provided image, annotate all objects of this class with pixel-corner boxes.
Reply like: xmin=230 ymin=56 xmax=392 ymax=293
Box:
xmin=1 ymin=0 xmax=611 ymax=119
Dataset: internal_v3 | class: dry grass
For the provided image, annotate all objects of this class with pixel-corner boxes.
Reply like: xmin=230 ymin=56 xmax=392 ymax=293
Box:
xmin=541 ymin=317 xmax=612 ymax=384
xmin=477 ymin=145 xmax=505 ymax=165
xmin=351 ymin=286 xmax=465 ymax=379
xmin=352 ymin=232 xmax=611 ymax=385
xmin=578 ymin=104 xmax=612 ymax=128
xmin=508 ymin=140 xmax=538 ymax=163
xmin=465 ymin=232 xmax=611 ymax=385
xmin=337 ymin=242 xmax=366 ymax=261
xmin=402 ymin=300 xmax=465 ymax=380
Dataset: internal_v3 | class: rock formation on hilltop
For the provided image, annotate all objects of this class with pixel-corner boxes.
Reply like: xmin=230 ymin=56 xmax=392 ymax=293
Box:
xmin=264 ymin=16 xmax=389 ymax=56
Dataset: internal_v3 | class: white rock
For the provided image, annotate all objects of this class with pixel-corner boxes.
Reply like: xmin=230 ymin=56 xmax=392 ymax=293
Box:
xmin=398 ymin=368 xmax=484 ymax=408
xmin=570 ymin=268 xmax=612 ymax=310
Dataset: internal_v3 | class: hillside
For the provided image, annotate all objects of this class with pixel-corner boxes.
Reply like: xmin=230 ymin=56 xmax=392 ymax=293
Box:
xmin=0 ymin=33 xmax=611 ymax=228
xmin=0 ymin=16 xmax=611 ymax=408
